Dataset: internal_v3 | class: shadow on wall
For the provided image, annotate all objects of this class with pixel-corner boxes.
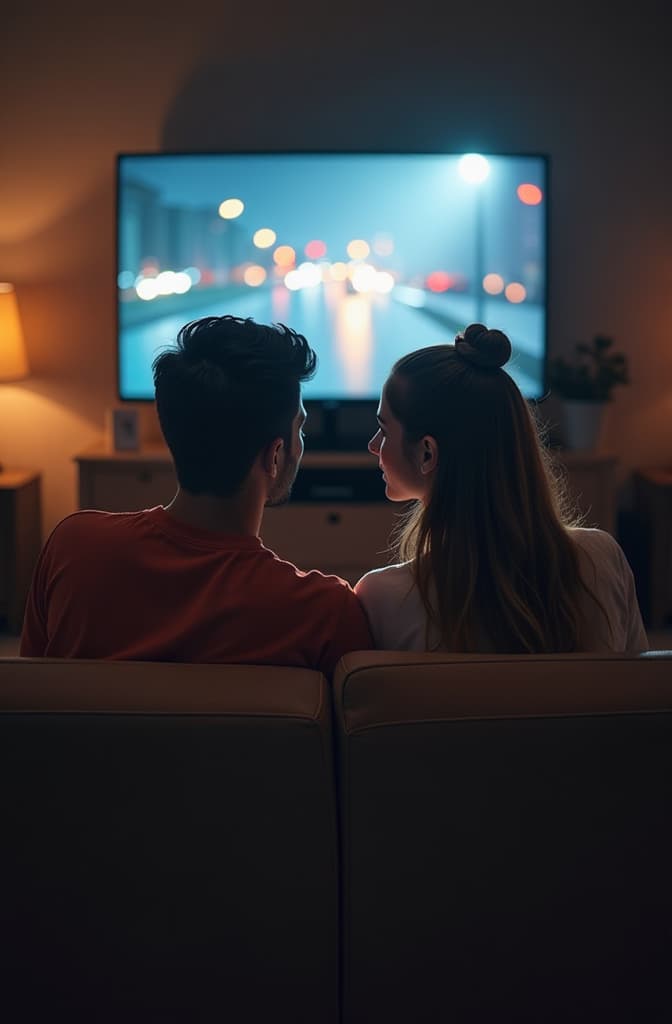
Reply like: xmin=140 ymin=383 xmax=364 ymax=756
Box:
xmin=0 ymin=178 xmax=116 ymax=424
xmin=160 ymin=50 xmax=539 ymax=154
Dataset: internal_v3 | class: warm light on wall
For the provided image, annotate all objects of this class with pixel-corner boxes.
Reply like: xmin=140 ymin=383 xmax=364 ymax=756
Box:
xmin=0 ymin=283 xmax=29 ymax=383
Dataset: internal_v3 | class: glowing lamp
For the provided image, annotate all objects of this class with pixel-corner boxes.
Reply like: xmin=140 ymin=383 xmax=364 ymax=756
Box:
xmin=0 ymin=283 xmax=29 ymax=473
xmin=0 ymin=284 xmax=29 ymax=383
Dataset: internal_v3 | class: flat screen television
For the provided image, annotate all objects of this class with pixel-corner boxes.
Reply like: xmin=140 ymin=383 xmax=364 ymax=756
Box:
xmin=117 ymin=151 xmax=548 ymax=448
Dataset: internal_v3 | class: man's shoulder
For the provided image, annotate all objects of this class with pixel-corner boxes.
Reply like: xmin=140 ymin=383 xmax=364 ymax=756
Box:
xmin=55 ymin=507 xmax=148 ymax=532
xmin=50 ymin=508 xmax=151 ymax=540
xmin=261 ymin=547 xmax=357 ymax=602
xmin=269 ymin=551 xmax=352 ymax=587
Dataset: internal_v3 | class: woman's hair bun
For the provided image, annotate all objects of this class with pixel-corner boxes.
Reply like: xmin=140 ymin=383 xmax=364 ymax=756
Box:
xmin=454 ymin=323 xmax=512 ymax=370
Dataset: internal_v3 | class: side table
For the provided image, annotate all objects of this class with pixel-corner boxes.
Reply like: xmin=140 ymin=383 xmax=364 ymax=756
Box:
xmin=0 ymin=469 xmax=42 ymax=634
xmin=634 ymin=468 xmax=672 ymax=629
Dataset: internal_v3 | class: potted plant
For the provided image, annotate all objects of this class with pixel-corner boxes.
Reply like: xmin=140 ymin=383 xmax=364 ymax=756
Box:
xmin=548 ymin=334 xmax=629 ymax=449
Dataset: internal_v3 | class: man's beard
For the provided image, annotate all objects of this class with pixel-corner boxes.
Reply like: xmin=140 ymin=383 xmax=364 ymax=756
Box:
xmin=265 ymin=456 xmax=299 ymax=508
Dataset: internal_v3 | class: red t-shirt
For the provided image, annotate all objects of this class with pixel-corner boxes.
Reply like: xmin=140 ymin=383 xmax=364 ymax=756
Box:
xmin=20 ymin=507 xmax=373 ymax=676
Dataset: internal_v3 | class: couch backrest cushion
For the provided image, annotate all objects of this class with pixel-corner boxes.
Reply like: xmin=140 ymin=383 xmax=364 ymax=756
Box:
xmin=334 ymin=651 xmax=672 ymax=1024
xmin=0 ymin=658 xmax=339 ymax=1024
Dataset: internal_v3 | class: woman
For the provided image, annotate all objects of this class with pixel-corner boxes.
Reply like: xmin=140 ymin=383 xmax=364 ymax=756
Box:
xmin=355 ymin=323 xmax=647 ymax=653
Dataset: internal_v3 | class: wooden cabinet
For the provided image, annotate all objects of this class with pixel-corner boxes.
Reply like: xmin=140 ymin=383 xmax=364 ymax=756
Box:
xmin=261 ymin=503 xmax=400 ymax=584
xmin=0 ymin=469 xmax=42 ymax=634
xmin=75 ymin=443 xmax=177 ymax=513
xmin=74 ymin=443 xmax=619 ymax=584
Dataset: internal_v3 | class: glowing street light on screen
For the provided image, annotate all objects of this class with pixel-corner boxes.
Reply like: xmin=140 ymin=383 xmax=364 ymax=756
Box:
xmin=244 ymin=265 xmax=267 ymax=287
xmin=347 ymin=239 xmax=370 ymax=260
xmin=218 ymin=198 xmax=244 ymax=219
xmin=273 ymin=245 xmax=296 ymax=268
xmin=458 ymin=153 xmax=490 ymax=184
xmin=517 ymin=183 xmax=543 ymax=205
xmin=458 ymin=154 xmax=491 ymax=322
xmin=253 ymin=228 xmax=277 ymax=249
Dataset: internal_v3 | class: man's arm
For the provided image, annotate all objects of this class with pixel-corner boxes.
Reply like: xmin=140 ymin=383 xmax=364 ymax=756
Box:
xmin=318 ymin=587 xmax=373 ymax=678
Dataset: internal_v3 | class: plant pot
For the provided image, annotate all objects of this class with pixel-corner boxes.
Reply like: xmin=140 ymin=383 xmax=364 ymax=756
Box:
xmin=562 ymin=399 xmax=606 ymax=450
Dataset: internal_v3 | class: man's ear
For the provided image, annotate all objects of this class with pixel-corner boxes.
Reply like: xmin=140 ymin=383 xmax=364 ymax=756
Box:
xmin=419 ymin=435 xmax=438 ymax=476
xmin=262 ymin=437 xmax=284 ymax=479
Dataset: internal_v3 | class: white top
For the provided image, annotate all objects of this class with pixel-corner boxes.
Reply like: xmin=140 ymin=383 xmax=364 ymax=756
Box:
xmin=354 ymin=528 xmax=648 ymax=653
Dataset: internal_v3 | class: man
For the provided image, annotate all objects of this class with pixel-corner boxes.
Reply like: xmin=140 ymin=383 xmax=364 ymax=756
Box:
xmin=21 ymin=316 xmax=372 ymax=674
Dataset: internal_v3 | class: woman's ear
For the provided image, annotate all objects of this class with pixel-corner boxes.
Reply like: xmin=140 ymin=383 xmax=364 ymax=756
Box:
xmin=420 ymin=435 xmax=438 ymax=476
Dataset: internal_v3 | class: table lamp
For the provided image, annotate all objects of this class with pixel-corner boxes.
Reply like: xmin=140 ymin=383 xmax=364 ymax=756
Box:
xmin=0 ymin=282 xmax=30 ymax=472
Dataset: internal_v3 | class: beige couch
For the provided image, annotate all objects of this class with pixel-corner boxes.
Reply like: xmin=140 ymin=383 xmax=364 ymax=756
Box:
xmin=1 ymin=651 xmax=671 ymax=1023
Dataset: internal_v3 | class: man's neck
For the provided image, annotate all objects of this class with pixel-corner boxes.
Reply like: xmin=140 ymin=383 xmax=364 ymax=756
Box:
xmin=163 ymin=487 xmax=263 ymax=537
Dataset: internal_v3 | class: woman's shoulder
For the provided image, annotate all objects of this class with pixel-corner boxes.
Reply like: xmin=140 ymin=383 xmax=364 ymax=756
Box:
xmin=567 ymin=528 xmax=647 ymax=652
xmin=568 ymin=527 xmax=628 ymax=572
xmin=355 ymin=561 xmax=431 ymax=651
xmin=569 ymin=525 xmax=619 ymax=549
xmin=354 ymin=561 xmax=414 ymax=601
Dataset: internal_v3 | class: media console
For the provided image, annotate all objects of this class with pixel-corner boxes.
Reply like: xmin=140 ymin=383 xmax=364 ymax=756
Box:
xmin=74 ymin=443 xmax=618 ymax=584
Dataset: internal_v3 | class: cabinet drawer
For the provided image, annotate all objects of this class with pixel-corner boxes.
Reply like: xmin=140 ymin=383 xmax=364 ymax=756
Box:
xmin=81 ymin=465 xmax=177 ymax=512
xmin=261 ymin=503 xmax=401 ymax=574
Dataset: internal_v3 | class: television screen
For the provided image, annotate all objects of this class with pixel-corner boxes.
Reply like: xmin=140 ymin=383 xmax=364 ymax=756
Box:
xmin=117 ymin=152 xmax=547 ymax=402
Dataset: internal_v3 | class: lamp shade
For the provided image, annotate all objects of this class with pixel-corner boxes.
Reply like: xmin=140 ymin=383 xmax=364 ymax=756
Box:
xmin=0 ymin=283 xmax=29 ymax=382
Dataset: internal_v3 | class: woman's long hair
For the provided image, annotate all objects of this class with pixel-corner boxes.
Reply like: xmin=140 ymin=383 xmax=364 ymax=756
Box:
xmin=387 ymin=324 xmax=609 ymax=653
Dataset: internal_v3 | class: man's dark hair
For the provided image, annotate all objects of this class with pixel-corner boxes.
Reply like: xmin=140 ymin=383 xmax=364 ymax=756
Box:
xmin=152 ymin=316 xmax=317 ymax=497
